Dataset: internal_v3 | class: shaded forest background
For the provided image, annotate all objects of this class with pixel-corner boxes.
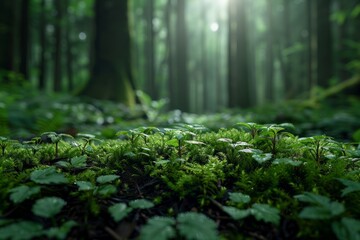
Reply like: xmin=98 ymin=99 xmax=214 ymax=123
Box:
xmin=0 ymin=0 xmax=360 ymax=114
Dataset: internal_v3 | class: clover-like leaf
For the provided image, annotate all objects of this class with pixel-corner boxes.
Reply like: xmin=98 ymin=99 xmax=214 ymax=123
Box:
xmin=95 ymin=184 xmax=117 ymax=197
xmin=30 ymin=167 xmax=68 ymax=184
xmin=75 ymin=181 xmax=94 ymax=191
xmin=0 ymin=221 xmax=44 ymax=240
xmin=56 ymin=161 xmax=71 ymax=168
xmin=9 ymin=185 xmax=41 ymax=204
xmin=185 ymin=140 xmax=205 ymax=145
xmin=129 ymin=199 xmax=154 ymax=209
xmin=46 ymin=220 xmax=77 ymax=240
xmin=332 ymin=217 xmax=360 ymax=240
xmin=96 ymin=175 xmax=120 ymax=184
xmin=337 ymin=178 xmax=360 ymax=197
xmin=223 ymin=206 xmax=250 ymax=220
xmin=70 ymin=156 xmax=87 ymax=168
xmin=252 ymin=153 xmax=272 ymax=164
xmin=250 ymin=203 xmax=280 ymax=225
xmin=139 ymin=216 xmax=176 ymax=240
xmin=32 ymin=197 xmax=67 ymax=218
xmin=272 ymin=158 xmax=302 ymax=166
xmin=108 ymin=203 xmax=132 ymax=222
xmin=228 ymin=192 xmax=251 ymax=204
xmin=177 ymin=212 xmax=218 ymax=240
xmin=295 ymin=192 xmax=331 ymax=206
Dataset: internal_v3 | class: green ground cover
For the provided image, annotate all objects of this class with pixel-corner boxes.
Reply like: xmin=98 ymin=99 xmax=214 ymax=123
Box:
xmin=0 ymin=123 xmax=360 ymax=239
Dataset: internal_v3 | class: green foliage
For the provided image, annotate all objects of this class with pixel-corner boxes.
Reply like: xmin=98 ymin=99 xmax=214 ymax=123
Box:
xmin=337 ymin=178 xmax=360 ymax=197
xmin=332 ymin=217 xmax=360 ymax=240
xmin=45 ymin=220 xmax=77 ymax=240
xmin=139 ymin=217 xmax=176 ymax=240
xmin=295 ymin=192 xmax=345 ymax=220
xmin=32 ymin=197 xmax=67 ymax=218
xmin=0 ymin=221 xmax=44 ymax=240
xmin=0 ymin=123 xmax=359 ymax=239
xmin=108 ymin=199 xmax=154 ymax=222
xmin=30 ymin=167 xmax=68 ymax=184
xmin=9 ymin=185 xmax=41 ymax=204
xmin=96 ymin=174 xmax=119 ymax=184
xmin=140 ymin=212 xmax=218 ymax=240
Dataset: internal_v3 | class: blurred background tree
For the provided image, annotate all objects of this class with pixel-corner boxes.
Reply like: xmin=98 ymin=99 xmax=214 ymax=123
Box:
xmin=0 ymin=0 xmax=359 ymax=111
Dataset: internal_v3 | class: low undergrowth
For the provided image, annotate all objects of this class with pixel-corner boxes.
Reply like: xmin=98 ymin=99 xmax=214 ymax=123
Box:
xmin=0 ymin=123 xmax=359 ymax=239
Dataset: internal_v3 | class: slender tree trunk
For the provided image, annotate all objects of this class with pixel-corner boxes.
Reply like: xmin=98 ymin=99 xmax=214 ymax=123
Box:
xmin=39 ymin=0 xmax=46 ymax=90
xmin=282 ymin=0 xmax=292 ymax=98
xmin=307 ymin=0 xmax=317 ymax=90
xmin=65 ymin=0 xmax=73 ymax=92
xmin=20 ymin=0 xmax=29 ymax=80
xmin=316 ymin=0 xmax=333 ymax=87
xmin=145 ymin=0 xmax=157 ymax=99
xmin=265 ymin=0 xmax=274 ymax=101
xmin=228 ymin=0 xmax=250 ymax=108
xmin=168 ymin=0 xmax=189 ymax=111
xmin=201 ymin=6 xmax=208 ymax=111
xmin=54 ymin=0 xmax=63 ymax=92
xmin=0 ymin=1 xmax=15 ymax=78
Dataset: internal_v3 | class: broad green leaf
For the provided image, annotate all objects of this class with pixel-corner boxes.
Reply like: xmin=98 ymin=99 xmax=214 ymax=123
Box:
xmin=32 ymin=197 xmax=67 ymax=218
xmin=166 ymin=139 xmax=179 ymax=147
xmin=70 ymin=156 xmax=87 ymax=168
xmin=9 ymin=185 xmax=41 ymax=204
xmin=77 ymin=133 xmax=95 ymax=139
xmin=46 ymin=220 xmax=77 ymax=240
xmin=185 ymin=140 xmax=205 ymax=145
xmin=239 ymin=148 xmax=259 ymax=154
xmin=295 ymin=192 xmax=331 ymax=206
xmin=75 ymin=181 xmax=94 ymax=191
xmin=332 ymin=217 xmax=360 ymax=240
xmin=228 ymin=192 xmax=251 ymax=204
xmin=252 ymin=153 xmax=272 ymax=164
xmin=129 ymin=199 xmax=154 ymax=209
xmin=177 ymin=212 xmax=218 ymax=240
xmin=337 ymin=178 xmax=360 ymax=197
xmin=30 ymin=167 xmax=68 ymax=184
xmin=95 ymin=184 xmax=117 ymax=197
xmin=217 ymin=138 xmax=232 ymax=143
xmin=223 ymin=206 xmax=250 ymax=220
xmin=154 ymin=159 xmax=170 ymax=165
xmin=0 ymin=221 xmax=44 ymax=240
xmin=108 ymin=203 xmax=132 ymax=222
xmin=96 ymin=175 xmax=120 ymax=184
xmin=56 ymin=161 xmax=71 ymax=168
xmin=250 ymin=204 xmax=280 ymax=225
xmin=140 ymin=216 xmax=176 ymax=240
xmin=299 ymin=206 xmax=334 ymax=220
xmin=272 ymin=158 xmax=302 ymax=166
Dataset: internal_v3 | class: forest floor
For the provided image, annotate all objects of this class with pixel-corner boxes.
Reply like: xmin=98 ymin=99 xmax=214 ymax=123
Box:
xmin=0 ymin=88 xmax=360 ymax=239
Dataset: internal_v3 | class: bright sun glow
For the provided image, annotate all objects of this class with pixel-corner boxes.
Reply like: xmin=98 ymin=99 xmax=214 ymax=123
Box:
xmin=210 ymin=22 xmax=219 ymax=32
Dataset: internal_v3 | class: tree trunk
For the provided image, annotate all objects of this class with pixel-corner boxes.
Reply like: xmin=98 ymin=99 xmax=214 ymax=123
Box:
xmin=53 ymin=0 xmax=63 ymax=92
xmin=144 ymin=0 xmax=157 ymax=99
xmin=82 ymin=0 xmax=136 ymax=106
xmin=316 ymin=0 xmax=333 ymax=87
xmin=228 ymin=0 xmax=250 ymax=108
xmin=38 ymin=0 xmax=46 ymax=90
xmin=0 ymin=1 xmax=15 ymax=78
xmin=19 ymin=0 xmax=30 ymax=80
xmin=265 ymin=0 xmax=274 ymax=101
xmin=168 ymin=0 xmax=189 ymax=111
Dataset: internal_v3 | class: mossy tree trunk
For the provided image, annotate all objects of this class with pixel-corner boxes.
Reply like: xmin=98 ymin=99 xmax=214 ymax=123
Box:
xmin=83 ymin=0 xmax=136 ymax=106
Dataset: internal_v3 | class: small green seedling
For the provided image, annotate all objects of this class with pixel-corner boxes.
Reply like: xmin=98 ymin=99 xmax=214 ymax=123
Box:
xmin=140 ymin=212 xmax=218 ymax=240
xmin=108 ymin=199 xmax=154 ymax=222
xmin=41 ymin=132 xmax=73 ymax=158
